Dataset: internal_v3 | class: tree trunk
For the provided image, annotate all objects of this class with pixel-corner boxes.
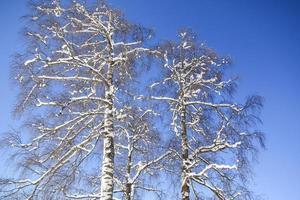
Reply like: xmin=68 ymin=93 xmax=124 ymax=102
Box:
xmin=100 ymin=68 xmax=115 ymax=200
xmin=125 ymin=144 xmax=133 ymax=200
xmin=181 ymin=106 xmax=190 ymax=200
xmin=125 ymin=183 xmax=132 ymax=200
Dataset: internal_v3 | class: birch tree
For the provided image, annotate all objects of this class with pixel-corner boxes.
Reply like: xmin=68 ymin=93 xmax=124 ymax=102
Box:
xmin=151 ymin=30 xmax=264 ymax=200
xmin=1 ymin=0 xmax=151 ymax=199
xmin=113 ymin=106 xmax=171 ymax=200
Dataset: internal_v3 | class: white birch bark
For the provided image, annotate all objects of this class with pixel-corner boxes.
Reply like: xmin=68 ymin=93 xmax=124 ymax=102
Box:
xmin=151 ymin=30 xmax=264 ymax=200
xmin=1 ymin=1 xmax=152 ymax=199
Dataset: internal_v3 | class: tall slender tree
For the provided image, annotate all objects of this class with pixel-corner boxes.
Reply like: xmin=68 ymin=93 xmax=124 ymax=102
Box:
xmin=0 ymin=1 xmax=265 ymax=200
xmin=151 ymin=30 xmax=264 ymax=200
xmin=114 ymin=106 xmax=171 ymax=200
xmin=1 ymin=0 xmax=151 ymax=199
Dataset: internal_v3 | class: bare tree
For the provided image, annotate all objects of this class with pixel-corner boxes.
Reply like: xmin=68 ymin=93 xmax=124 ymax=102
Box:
xmin=0 ymin=1 xmax=265 ymax=199
xmin=113 ymin=106 xmax=171 ymax=200
xmin=150 ymin=30 xmax=264 ymax=200
xmin=1 ymin=0 xmax=151 ymax=199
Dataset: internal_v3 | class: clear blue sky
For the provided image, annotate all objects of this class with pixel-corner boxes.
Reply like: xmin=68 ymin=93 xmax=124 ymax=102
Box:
xmin=0 ymin=1 xmax=299 ymax=199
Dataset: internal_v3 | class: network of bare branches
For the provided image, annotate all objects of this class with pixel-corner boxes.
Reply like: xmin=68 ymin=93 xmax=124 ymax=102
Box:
xmin=149 ymin=30 xmax=264 ymax=200
xmin=1 ymin=0 xmax=154 ymax=199
xmin=0 ymin=1 xmax=264 ymax=200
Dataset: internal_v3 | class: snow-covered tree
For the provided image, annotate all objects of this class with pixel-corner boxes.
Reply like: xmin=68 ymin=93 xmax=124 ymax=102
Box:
xmin=1 ymin=0 xmax=152 ymax=199
xmin=113 ymin=106 xmax=171 ymax=200
xmin=0 ymin=0 xmax=265 ymax=199
xmin=151 ymin=30 xmax=264 ymax=200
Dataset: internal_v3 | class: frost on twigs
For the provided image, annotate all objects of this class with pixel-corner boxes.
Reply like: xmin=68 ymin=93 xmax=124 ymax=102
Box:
xmin=2 ymin=1 xmax=264 ymax=200
xmin=114 ymin=106 xmax=171 ymax=200
xmin=3 ymin=0 xmax=152 ymax=199
xmin=151 ymin=29 xmax=264 ymax=199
